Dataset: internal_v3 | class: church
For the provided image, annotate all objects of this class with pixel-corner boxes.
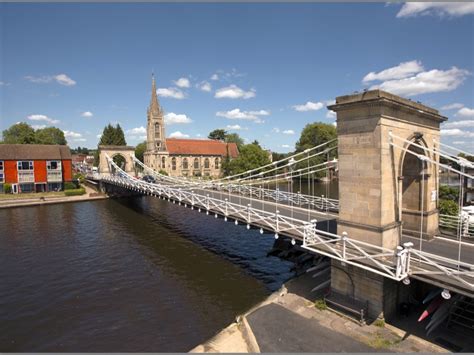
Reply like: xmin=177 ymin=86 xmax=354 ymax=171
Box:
xmin=143 ymin=76 xmax=239 ymax=178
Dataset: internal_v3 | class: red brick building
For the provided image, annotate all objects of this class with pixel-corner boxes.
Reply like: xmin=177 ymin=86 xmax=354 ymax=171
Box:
xmin=0 ymin=144 xmax=72 ymax=193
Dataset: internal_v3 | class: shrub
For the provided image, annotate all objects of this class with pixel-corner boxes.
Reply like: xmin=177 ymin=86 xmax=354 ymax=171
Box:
xmin=64 ymin=182 xmax=77 ymax=190
xmin=158 ymin=169 xmax=168 ymax=176
xmin=439 ymin=185 xmax=459 ymax=201
xmin=439 ymin=199 xmax=459 ymax=216
xmin=64 ymin=188 xmax=86 ymax=196
xmin=73 ymin=173 xmax=85 ymax=183
xmin=3 ymin=183 xmax=12 ymax=194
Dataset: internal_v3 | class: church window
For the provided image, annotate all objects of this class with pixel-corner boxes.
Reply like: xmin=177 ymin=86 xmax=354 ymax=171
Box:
xmin=204 ymin=158 xmax=210 ymax=169
xmin=172 ymin=158 xmax=177 ymax=170
xmin=155 ymin=123 xmax=161 ymax=139
xmin=215 ymin=158 xmax=220 ymax=169
xmin=194 ymin=158 xmax=199 ymax=169
xmin=161 ymin=157 xmax=166 ymax=169
xmin=182 ymin=158 xmax=188 ymax=170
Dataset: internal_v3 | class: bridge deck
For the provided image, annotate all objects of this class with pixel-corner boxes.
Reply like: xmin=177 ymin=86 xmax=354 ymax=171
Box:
xmin=99 ymin=176 xmax=474 ymax=296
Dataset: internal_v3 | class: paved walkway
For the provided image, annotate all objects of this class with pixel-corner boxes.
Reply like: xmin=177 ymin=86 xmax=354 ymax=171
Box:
xmin=190 ymin=273 xmax=448 ymax=353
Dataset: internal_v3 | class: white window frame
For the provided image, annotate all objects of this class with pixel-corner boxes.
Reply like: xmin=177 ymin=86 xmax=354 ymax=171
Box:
xmin=47 ymin=160 xmax=62 ymax=170
xmin=17 ymin=161 xmax=34 ymax=170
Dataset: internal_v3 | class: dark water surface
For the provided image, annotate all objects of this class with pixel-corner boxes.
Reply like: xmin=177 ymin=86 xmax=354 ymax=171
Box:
xmin=0 ymin=197 xmax=295 ymax=352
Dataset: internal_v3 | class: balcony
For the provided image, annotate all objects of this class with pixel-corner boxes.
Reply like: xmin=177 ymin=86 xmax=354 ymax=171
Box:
xmin=47 ymin=171 xmax=63 ymax=182
xmin=18 ymin=171 xmax=34 ymax=183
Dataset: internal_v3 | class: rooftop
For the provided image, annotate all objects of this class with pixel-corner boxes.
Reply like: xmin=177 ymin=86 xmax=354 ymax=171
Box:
xmin=0 ymin=144 xmax=72 ymax=160
xmin=165 ymin=138 xmax=239 ymax=158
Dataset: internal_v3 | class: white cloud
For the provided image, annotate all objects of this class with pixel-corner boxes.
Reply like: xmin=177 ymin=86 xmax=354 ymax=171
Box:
xmin=216 ymin=108 xmax=269 ymax=122
xmin=367 ymin=65 xmax=470 ymax=97
xmin=326 ymin=110 xmax=336 ymax=119
xmin=54 ymin=74 xmax=76 ymax=86
xmin=73 ymin=138 xmax=87 ymax=142
xmin=457 ymin=107 xmax=474 ymax=118
xmin=164 ymin=112 xmax=192 ymax=124
xmin=63 ymin=130 xmax=83 ymax=139
xmin=293 ymin=101 xmax=324 ymax=112
xmin=174 ymin=77 xmax=190 ymax=88
xmin=397 ymin=2 xmax=474 ymax=18
xmin=157 ymin=87 xmax=186 ymax=99
xmin=281 ymin=144 xmax=291 ymax=149
xmin=198 ymin=81 xmax=212 ymax=92
xmin=210 ymin=73 xmax=219 ymax=81
xmin=127 ymin=126 xmax=147 ymax=135
xmin=442 ymin=120 xmax=474 ymax=129
xmin=440 ymin=103 xmax=464 ymax=110
xmin=96 ymin=134 xmax=102 ymax=139
xmin=283 ymin=129 xmax=295 ymax=135
xmin=81 ymin=111 xmax=93 ymax=118
xmin=226 ymin=124 xmax=247 ymax=131
xmin=0 ymin=81 xmax=10 ymax=86
xmin=452 ymin=141 xmax=466 ymax=145
xmin=363 ymin=60 xmax=424 ymax=83
xmin=25 ymin=74 xmax=76 ymax=86
xmin=31 ymin=125 xmax=47 ymax=130
xmin=272 ymin=127 xmax=280 ymax=133
xmin=27 ymin=114 xmax=59 ymax=124
xmin=169 ymin=131 xmax=190 ymax=138
xmin=215 ymin=85 xmax=256 ymax=99
xmin=441 ymin=128 xmax=474 ymax=138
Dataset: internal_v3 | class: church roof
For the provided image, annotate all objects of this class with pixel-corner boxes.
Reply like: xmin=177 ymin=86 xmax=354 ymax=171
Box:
xmin=165 ymin=139 xmax=239 ymax=158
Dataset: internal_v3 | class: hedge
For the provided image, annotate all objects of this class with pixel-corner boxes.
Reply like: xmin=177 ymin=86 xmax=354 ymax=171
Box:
xmin=64 ymin=188 xmax=86 ymax=196
xmin=64 ymin=182 xmax=77 ymax=190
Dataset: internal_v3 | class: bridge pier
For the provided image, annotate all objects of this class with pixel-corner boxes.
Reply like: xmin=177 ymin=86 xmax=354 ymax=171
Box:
xmin=328 ymin=90 xmax=446 ymax=321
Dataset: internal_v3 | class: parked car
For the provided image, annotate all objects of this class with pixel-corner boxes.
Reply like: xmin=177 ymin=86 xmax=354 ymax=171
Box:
xmin=461 ymin=206 xmax=474 ymax=224
xmin=142 ymin=175 xmax=156 ymax=183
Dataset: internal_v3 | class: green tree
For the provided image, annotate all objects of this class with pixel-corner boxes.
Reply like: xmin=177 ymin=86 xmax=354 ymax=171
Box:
xmin=2 ymin=123 xmax=36 ymax=144
xmin=99 ymin=124 xmax=127 ymax=146
xmin=225 ymin=143 xmax=271 ymax=176
xmin=208 ymin=129 xmax=227 ymax=141
xmin=295 ymin=122 xmax=337 ymax=153
xmin=135 ymin=141 xmax=146 ymax=162
xmin=225 ymin=132 xmax=244 ymax=147
xmin=294 ymin=122 xmax=337 ymax=177
xmin=35 ymin=127 xmax=67 ymax=145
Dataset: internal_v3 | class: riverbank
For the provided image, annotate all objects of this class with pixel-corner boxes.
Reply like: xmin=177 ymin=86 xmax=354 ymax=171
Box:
xmin=190 ymin=273 xmax=448 ymax=353
xmin=0 ymin=185 xmax=108 ymax=209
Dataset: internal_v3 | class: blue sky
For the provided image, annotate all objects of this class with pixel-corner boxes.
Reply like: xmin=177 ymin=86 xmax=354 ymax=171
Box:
xmin=1 ymin=2 xmax=473 ymax=152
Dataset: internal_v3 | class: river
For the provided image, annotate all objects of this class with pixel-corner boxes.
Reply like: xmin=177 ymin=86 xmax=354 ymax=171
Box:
xmin=0 ymin=180 xmax=337 ymax=352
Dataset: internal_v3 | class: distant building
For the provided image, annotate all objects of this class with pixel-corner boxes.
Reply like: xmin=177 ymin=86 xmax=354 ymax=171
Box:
xmin=0 ymin=144 xmax=72 ymax=193
xmin=143 ymin=75 xmax=239 ymax=178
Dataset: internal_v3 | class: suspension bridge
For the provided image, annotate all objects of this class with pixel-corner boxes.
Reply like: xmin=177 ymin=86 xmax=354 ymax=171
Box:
xmin=91 ymin=90 xmax=474 ymax=320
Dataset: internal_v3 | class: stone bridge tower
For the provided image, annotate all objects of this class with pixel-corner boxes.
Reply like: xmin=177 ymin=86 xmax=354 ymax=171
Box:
xmin=328 ymin=90 xmax=447 ymax=320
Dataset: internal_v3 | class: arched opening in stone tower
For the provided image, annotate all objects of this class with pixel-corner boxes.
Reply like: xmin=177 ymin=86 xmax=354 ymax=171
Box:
xmin=113 ymin=154 xmax=127 ymax=171
xmin=400 ymin=141 xmax=430 ymax=236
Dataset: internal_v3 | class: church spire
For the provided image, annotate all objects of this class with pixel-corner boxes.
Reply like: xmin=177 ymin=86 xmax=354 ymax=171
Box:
xmin=150 ymin=72 xmax=160 ymax=114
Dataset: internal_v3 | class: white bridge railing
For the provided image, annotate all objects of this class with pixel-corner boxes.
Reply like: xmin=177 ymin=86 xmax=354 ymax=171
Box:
xmin=100 ymin=155 xmax=474 ymax=292
xmin=439 ymin=213 xmax=474 ymax=239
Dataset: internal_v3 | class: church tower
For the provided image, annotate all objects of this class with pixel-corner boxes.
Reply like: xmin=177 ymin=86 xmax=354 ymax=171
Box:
xmin=146 ymin=74 xmax=167 ymax=152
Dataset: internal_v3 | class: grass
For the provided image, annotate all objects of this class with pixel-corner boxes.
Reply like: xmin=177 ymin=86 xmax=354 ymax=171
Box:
xmin=368 ymin=331 xmax=401 ymax=349
xmin=373 ymin=318 xmax=385 ymax=327
xmin=0 ymin=185 xmax=87 ymax=199
xmin=314 ymin=299 xmax=328 ymax=310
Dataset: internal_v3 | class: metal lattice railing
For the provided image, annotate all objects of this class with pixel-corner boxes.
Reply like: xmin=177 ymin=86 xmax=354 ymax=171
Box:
xmin=100 ymin=154 xmax=474 ymax=292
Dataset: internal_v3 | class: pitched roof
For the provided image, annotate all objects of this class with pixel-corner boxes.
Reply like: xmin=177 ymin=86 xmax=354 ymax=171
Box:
xmin=165 ymin=139 xmax=239 ymax=158
xmin=0 ymin=144 xmax=72 ymax=160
